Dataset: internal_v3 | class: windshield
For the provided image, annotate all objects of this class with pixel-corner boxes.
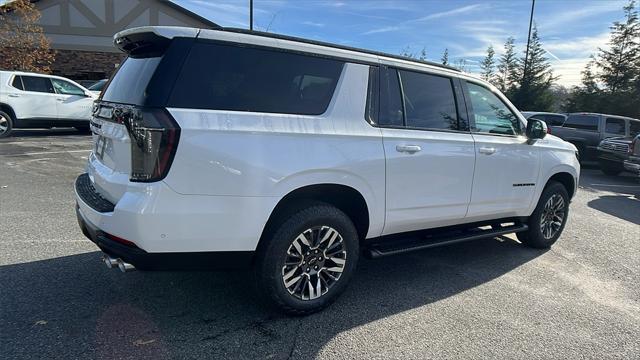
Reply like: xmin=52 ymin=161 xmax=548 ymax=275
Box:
xmin=88 ymin=79 xmax=107 ymax=91
xmin=101 ymin=56 xmax=162 ymax=105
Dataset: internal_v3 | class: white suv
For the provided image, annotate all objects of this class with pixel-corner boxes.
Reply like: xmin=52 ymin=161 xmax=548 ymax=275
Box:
xmin=0 ymin=71 xmax=97 ymax=138
xmin=75 ymin=26 xmax=580 ymax=314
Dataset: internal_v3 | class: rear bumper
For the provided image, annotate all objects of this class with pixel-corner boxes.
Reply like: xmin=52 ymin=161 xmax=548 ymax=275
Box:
xmin=76 ymin=204 xmax=254 ymax=270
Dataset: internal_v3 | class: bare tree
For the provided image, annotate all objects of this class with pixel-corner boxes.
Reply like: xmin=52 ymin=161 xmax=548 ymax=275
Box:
xmin=0 ymin=0 xmax=55 ymax=73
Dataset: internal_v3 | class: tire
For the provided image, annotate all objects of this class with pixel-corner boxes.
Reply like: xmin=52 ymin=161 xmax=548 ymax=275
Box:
xmin=517 ymin=181 xmax=570 ymax=249
xmin=254 ymin=203 xmax=359 ymax=315
xmin=599 ymin=161 xmax=623 ymax=176
xmin=0 ymin=110 xmax=14 ymax=139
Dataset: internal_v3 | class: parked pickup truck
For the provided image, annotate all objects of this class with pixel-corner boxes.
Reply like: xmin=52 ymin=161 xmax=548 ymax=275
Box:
xmin=522 ymin=112 xmax=640 ymax=162
xmin=623 ymin=135 xmax=640 ymax=179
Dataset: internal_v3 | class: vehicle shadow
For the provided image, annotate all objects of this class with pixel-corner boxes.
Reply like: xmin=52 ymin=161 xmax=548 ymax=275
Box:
xmin=1 ymin=237 xmax=544 ymax=359
xmin=0 ymin=128 xmax=89 ymax=139
xmin=587 ymin=195 xmax=640 ymax=225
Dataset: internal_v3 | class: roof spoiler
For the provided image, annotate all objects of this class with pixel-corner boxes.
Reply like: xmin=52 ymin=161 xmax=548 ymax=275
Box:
xmin=114 ymin=26 xmax=200 ymax=57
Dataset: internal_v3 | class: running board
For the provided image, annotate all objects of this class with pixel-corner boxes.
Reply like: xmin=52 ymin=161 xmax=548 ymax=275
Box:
xmin=366 ymin=223 xmax=528 ymax=259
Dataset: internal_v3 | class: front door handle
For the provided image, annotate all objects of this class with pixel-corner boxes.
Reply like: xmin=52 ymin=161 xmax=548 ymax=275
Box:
xmin=396 ymin=144 xmax=422 ymax=154
xmin=8 ymin=94 xmax=19 ymax=97
xmin=56 ymin=98 xmax=65 ymax=102
xmin=479 ymin=147 xmax=496 ymax=155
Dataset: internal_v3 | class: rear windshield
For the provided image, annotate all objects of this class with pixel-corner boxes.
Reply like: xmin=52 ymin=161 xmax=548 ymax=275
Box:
xmin=563 ymin=115 xmax=599 ymax=131
xmin=101 ymin=57 xmax=161 ymax=105
xmin=167 ymin=42 xmax=344 ymax=115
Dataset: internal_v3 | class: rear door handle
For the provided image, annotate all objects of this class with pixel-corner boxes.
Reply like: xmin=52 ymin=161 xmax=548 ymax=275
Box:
xmin=479 ymin=147 xmax=496 ymax=155
xmin=396 ymin=145 xmax=422 ymax=154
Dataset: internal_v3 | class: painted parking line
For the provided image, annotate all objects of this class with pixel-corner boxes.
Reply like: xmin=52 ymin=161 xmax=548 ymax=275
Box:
xmin=588 ymin=183 xmax=640 ymax=188
xmin=3 ymin=149 xmax=92 ymax=157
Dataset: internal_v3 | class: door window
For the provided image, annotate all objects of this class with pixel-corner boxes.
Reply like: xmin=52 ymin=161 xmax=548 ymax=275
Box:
xmin=563 ymin=115 xmax=598 ymax=131
xmin=542 ymin=114 xmax=565 ymax=126
xmin=605 ymin=118 xmax=626 ymax=135
xmin=630 ymin=120 xmax=640 ymax=136
xmin=21 ymin=76 xmax=55 ymax=93
xmin=466 ymin=82 xmax=520 ymax=135
xmin=379 ymin=68 xmax=404 ymax=127
xmin=51 ymin=79 xmax=85 ymax=96
xmin=398 ymin=70 xmax=458 ymax=130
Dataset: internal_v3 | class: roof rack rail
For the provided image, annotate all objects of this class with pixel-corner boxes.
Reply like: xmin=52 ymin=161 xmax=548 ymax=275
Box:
xmin=219 ymin=27 xmax=461 ymax=73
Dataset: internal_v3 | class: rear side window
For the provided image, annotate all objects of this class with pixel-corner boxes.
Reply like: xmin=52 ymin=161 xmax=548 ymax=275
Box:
xmin=101 ymin=56 xmax=162 ymax=105
xmin=564 ymin=115 xmax=598 ymax=131
xmin=168 ymin=42 xmax=344 ymax=115
xmin=605 ymin=117 xmax=626 ymax=135
xmin=11 ymin=76 xmax=23 ymax=90
xmin=21 ymin=76 xmax=54 ymax=93
xmin=398 ymin=70 xmax=458 ymax=130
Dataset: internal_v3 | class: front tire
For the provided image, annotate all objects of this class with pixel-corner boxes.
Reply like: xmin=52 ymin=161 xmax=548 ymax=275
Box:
xmin=0 ymin=110 xmax=14 ymax=139
xmin=254 ymin=203 xmax=359 ymax=315
xmin=517 ymin=181 xmax=569 ymax=249
xmin=599 ymin=160 xmax=623 ymax=176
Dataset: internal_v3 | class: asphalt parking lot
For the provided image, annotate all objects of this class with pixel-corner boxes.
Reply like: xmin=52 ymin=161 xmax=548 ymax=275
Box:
xmin=1 ymin=130 xmax=639 ymax=360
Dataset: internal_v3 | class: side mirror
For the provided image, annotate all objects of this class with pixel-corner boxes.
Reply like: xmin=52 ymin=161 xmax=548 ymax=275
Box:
xmin=526 ymin=118 xmax=547 ymax=141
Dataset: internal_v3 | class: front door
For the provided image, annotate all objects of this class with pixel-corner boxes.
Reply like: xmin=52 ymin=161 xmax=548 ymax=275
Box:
xmin=463 ymin=81 xmax=540 ymax=219
xmin=12 ymin=75 xmax=58 ymax=120
xmin=381 ymin=68 xmax=475 ymax=235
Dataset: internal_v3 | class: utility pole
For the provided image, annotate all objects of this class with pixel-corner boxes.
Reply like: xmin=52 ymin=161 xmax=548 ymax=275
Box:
xmin=522 ymin=0 xmax=536 ymax=82
xmin=249 ymin=0 xmax=254 ymax=31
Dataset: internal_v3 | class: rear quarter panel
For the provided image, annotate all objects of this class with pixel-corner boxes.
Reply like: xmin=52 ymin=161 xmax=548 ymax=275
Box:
xmin=165 ymin=63 xmax=386 ymax=238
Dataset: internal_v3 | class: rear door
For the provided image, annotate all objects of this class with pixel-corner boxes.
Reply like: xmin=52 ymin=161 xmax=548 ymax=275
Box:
xmin=11 ymin=75 xmax=58 ymax=120
xmin=381 ymin=68 xmax=475 ymax=234
xmin=462 ymin=80 xmax=540 ymax=218
xmin=51 ymin=78 xmax=94 ymax=120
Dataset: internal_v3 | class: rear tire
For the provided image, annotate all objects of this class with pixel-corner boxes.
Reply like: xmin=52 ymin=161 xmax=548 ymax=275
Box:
xmin=0 ymin=110 xmax=14 ymax=139
xmin=254 ymin=203 xmax=359 ymax=315
xmin=517 ymin=181 xmax=569 ymax=249
xmin=599 ymin=161 xmax=623 ymax=176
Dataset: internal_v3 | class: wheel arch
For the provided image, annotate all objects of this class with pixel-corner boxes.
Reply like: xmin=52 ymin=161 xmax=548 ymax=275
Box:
xmin=257 ymin=183 xmax=371 ymax=254
xmin=546 ymin=171 xmax=576 ymax=199
xmin=0 ymin=102 xmax=16 ymax=121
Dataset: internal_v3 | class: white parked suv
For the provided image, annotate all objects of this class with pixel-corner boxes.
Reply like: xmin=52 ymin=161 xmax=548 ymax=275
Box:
xmin=75 ymin=26 xmax=580 ymax=314
xmin=0 ymin=71 xmax=97 ymax=138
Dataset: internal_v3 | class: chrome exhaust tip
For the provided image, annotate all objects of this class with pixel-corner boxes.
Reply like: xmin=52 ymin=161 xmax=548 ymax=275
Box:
xmin=102 ymin=255 xmax=119 ymax=269
xmin=117 ymin=259 xmax=135 ymax=273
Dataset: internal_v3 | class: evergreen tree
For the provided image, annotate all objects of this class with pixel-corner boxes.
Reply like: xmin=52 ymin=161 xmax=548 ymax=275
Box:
xmin=496 ymin=37 xmax=518 ymax=94
xmin=480 ymin=45 xmax=496 ymax=84
xmin=596 ymin=0 xmax=639 ymax=95
xmin=510 ymin=26 xmax=557 ymax=110
xmin=441 ymin=48 xmax=449 ymax=65
xmin=565 ymin=58 xmax=602 ymax=113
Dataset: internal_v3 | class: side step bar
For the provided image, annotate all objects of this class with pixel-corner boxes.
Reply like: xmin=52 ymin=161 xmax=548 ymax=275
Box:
xmin=366 ymin=223 xmax=528 ymax=259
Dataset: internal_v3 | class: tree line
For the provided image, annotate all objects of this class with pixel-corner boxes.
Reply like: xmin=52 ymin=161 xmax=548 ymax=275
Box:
xmin=402 ymin=1 xmax=640 ymax=119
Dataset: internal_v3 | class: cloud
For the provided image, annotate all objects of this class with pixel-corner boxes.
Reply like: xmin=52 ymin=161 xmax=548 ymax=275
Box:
xmin=362 ymin=26 xmax=401 ymax=35
xmin=415 ymin=4 xmax=485 ymax=21
xmin=301 ymin=21 xmax=325 ymax=27
xmin=538 ymin=1 xmax=625 ymax=31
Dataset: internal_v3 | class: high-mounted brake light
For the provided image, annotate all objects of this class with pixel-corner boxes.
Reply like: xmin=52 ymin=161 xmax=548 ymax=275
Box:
xmin=124 ymin=108 xmax=180 ymax=182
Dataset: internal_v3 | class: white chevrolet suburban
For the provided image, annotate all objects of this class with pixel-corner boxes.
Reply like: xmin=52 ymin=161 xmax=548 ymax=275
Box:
xmin=75 ymin=26 xmax=580 ymax=314
xmin=0 ymin=71 xmax=97 ymax=138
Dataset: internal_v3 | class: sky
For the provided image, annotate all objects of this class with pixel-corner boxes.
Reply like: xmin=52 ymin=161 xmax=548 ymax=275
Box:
xmin=174 ymin=0 xmax=629 ymax=87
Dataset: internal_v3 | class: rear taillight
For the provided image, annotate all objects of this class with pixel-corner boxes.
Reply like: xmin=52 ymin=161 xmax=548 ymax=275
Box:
xmin=126 ymin=109 xmax=180 ymax=182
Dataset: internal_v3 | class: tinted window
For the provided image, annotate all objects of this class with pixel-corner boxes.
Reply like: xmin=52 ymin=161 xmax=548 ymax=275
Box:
xmin=51 ymin=78 xmax=85 ymax=96
xmin=379 ymin=68 xmax=404 ymax=127
xmin=630 ymin=120 xmax=640 ymax=136
xmin=466 ymin=82 xmax=520 ymax=135
xmin=102 ymin=56 xmax=162 ymax=105
xmin=365 ymin=66 xmax=379 ymax=124
xmin=21 ymin=76 xmax=54 ymax=93
xmin=563 ymin=115 xmax=598 ymax=131
xmin=398 ymin=70 xmax=458 ymax=130
xmin=605 ymin=117 xmax=626 ymax=135
xmin=543 ymin=114 xmax=565 ymax=126
xmin=11 ymin=76 xmax=23 ymax=90
xmin=168 ymin=42 xmax=344 ymax=115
